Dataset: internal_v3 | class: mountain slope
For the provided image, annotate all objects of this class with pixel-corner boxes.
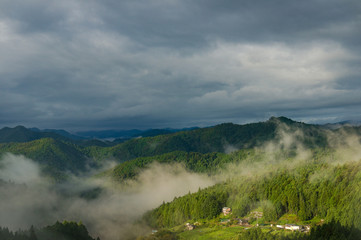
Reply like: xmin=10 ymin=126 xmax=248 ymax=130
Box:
xmin=29 ymin=127 xmax=86 ymax=140
xmin=0 ymin=138 xmax=89 ymax=179
xmin=0 ymin=117 xmax=354 ymax=181
xmin=143 ymin=152 xmax=361 ymax=236
xmin=93 ymin=117 xmax=328 ymax=163
xmin=101 ymin=151 xmax=232 ymax=181
xmin=0 ymin=126 xmax=68 ymax=143
xmin=0 ymin=126 xmax=120 ymax=147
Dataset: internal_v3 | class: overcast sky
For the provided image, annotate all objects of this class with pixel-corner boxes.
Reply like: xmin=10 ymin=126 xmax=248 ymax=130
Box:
xmin=1 ymin=0 xmax=361 ymax=130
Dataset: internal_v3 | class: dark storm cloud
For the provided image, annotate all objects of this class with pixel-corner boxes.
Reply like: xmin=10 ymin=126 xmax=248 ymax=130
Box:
xmin=3 ymin=0 xmax=360 ymax=48
xmin=97 ymin=0 xmax=361 ymax=48
xmin=0 ymin=0 xmax=360 ymax=130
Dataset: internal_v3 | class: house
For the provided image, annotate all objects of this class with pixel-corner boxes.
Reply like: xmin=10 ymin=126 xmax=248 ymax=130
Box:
xmin=222 ymin=207 xmax=231 ymax=216
xmin=250 ymin=211 xmax=263 ymax=218
xmin=185 ymin=223 xmax=195 ymax=230
xmin=285 ymin=224 xmax=301 ymax=231
xmin=238 ymin=219 xmax=249 ymax=226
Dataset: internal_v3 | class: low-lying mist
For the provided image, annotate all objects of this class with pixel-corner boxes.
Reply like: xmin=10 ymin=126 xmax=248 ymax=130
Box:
xmin=0 ymin=153 xmax=215 ymax=240
xmin=1 ymin=122 xmax=361 ymax=239
xmin=219 ymin=122 xmax=361 ymax=181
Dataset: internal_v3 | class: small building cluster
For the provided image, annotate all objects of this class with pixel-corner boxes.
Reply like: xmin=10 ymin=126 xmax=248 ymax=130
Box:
xmin=185 ymin=223 xmax=195 ymax=231
xmin=250 ymin=211 xmax=263 ymax=218
xmin=237 ymin=218 xmax=250 ymax=226
xmin=222 ymin=207 xmax=232 ymax=216
xmin=217 ymin=206 xmax=312 ymax=233
xmin=276 ymin=224 xmax=311 ymax=232
xmin=285 ymin=224 xmax=301 ymax=231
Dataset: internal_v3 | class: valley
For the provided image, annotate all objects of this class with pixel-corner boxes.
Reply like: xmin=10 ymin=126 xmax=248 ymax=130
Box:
xmin=0 ymin=117 xmax=361 ymax=239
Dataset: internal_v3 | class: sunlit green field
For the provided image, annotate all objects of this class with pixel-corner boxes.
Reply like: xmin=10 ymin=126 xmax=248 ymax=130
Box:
xmin=178 ymin=226 xmax=244 ymax=240
xmin=176 ymin=224 xmax=306 ymax=240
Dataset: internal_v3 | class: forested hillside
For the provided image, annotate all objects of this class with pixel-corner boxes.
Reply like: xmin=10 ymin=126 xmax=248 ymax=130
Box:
xmin=90 ymin=116 xmax=329 ymax=173
xmin=0 ymin=138 xmax=90 ymax=180
xmin=0 ymin=221 xmax=98 ymax=240
xmin=105 ymin=117 xmax=328 ymax=162
xmin=1 ymin=117 xmax=361 ymax=239
xmin=141 ymin=148 xmax=361 ymax=239
xmin=0 ymin=126 xmax=70 ymax=143
xmin=0 ymin=117 xmax=356 ymax=182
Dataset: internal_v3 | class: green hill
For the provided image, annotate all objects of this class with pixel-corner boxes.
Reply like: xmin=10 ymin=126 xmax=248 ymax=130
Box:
xmin=0 ymin=125 xmax=115 ymax=148
xmin=0 ymin=117 xmax=357 ymax=182
xmin=0 ymin=117 xmax=332 ymax=165
xmin=96 ymin=117 xmax=328 ymax=163
xmin=0 ymin=138 xmax=89 ymax=180
xmin=142 ymin=150 xmax=361 ymax=239
xmin=1 ymin=117 xmax=361 ymax=239
xmin=0 ymin=221 xmax=98 ymax=240
xmin=102 ymin=151 xmax=229 ymax=181
xmin=0 ymin=126 xmax=69 ymax=143
xmin=98 ymin=117 xmax=333 ymax=182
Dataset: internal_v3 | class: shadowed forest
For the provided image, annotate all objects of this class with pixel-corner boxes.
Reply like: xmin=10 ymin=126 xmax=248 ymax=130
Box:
xmin=1 ymin=117 xmax=361 ymax=239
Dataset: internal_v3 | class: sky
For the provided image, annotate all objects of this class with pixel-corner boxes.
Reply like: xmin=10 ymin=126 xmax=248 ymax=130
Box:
xmin=1 ymin=0 xmax=361 ymax=131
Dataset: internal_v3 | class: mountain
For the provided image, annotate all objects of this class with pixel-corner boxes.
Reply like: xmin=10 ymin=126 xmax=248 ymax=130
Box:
xmin=0 ymin=138 xmax=90 ymax=180
xmin=101 ymin=151 xmax=229 ymax=181
xmin=0 ymin=117 xmax=329 ymax=155
xmin=0 ymin=126 xmax=122 ymax=147
xmin=75 ymin=129 xmax=143 ymax=140
xmin=337 ymin=120 xmax=361 ymax=126
xmin=98 ymin=117 xmax=328 ymax=162
xmin=29 ymin=127 xmax=85 ymax=140
xmin=133 ymin=118 xmax=361 ymax=239
xmin=2 ymin=117 xmax=361 ymax=239
xmin=75 ymin=127 xmax=199 ymax=140
xmin=0 ymin=221 xmax=97 ymax=240
xmin=323 ymin=120 xmax=361 ymax=130
xmin=98 ymin=117 xmax=335 ymax=182
xmin=0 ymin=117 xmax=359 ymax=181
xmin=131 ymin=127 xmax=200 ymax=138
xmin=0 ymin=126 xmax=69 ymax=143
xmin=141 ymin=149 xmax=361 ymax=239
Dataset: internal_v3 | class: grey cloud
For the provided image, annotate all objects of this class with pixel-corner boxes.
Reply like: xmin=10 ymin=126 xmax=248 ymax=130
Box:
xmin=5 ymin=0 xmax=359 ymax=48
xmin=2 ymin=0 xmax=360 ymax=47
xmin=97 ymin=0 xmax=361 ymax=48
xmin=0 ymin=0 xmax=361 ymax=130
xmin=0 ymin=1 xmax=64 ymax=33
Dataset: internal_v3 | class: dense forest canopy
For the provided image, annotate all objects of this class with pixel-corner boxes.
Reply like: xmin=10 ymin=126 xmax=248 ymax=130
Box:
xmin=0 ymin=117 xmax=361 ymax=239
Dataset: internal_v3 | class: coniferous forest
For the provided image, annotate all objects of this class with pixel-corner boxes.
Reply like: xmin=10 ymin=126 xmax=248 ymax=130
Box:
xmin=1 ymin=117 xmax=361 ymax=239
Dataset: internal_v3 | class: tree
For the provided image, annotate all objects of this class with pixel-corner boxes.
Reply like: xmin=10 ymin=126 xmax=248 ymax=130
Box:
xmin=29 ymin=225 xmax=37 ymax=240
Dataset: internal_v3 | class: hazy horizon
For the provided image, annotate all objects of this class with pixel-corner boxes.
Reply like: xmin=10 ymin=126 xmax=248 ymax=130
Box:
xmin=2 ymin=116 xmax=360 ymax=133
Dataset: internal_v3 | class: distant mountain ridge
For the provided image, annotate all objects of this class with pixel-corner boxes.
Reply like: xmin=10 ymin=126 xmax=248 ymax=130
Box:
xmin=16 ymin=126 xmax=200 ymax=141
xmin=0 ymin=126 xmax=70 ymax=143
xmin=2 ymin=117 xmax=361 ymax=240
xmin=75 ymin=127 xmax=199 ymax=139
xmin=29 ymin=127 xmax=86 ymax=140
xmin=0 ymin=125 xmax=199 ymax=146
xmin=0 ymin=116 xmax=359 ymax=181
xmin=0 ymin=138 xmax=89 ymax=181
xmin=322 ymin=120 xmax=361 ymax=129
